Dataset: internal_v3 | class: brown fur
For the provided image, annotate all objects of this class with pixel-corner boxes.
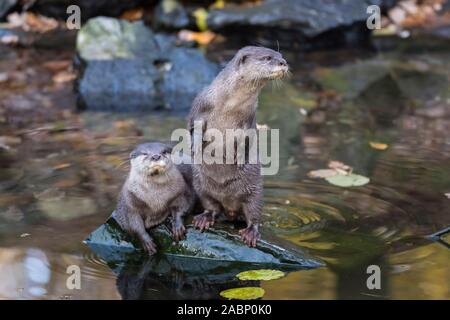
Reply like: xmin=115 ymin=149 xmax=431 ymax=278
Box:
xmin=113 ymin=142 xmax=194 ymax=254
xmin=187 ymin=46 xmax=288 ymax=247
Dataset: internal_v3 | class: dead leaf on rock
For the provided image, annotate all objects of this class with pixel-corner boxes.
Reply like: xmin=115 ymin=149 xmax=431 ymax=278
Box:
xmin=178 ymin=30 xmax=216 ymax=45
xmin=120 ymin=8 xmax=144 ymax=21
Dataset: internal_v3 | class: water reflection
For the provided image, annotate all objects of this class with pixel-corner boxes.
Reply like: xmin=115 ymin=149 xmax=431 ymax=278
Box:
xmin=0 ymin=37 xmax=449 ymax=299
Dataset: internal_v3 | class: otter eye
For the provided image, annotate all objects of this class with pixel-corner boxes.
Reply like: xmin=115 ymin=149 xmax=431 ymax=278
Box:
xmin=264 ymin=56 xmax=272 ymax=61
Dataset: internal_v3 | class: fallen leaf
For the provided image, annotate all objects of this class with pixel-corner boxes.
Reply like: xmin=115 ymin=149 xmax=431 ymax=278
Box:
xmin=120 ymin=8 xmax=144 ymax=21
xmin=328 ymin=161 xmax=352 ymax=174
xmin=52 ymin=71 xmax=76 ymax=83
xmin=308 ymin=169 xmax=337 ymax=179
xmin=369 ymin=142 xmax=389 ymax=150
xmin=193 ymin=8 xmax=208 ymax=32
xmin=445 ymin=193 xmax=450 ymax=199
xmin=52 ymin=163 xmax=72 ymax=170
xmin=20 ymin=233 xmax=31 ymax=238
xmin=326 ymin=174 xmax=370 ymax=187
xmin=42 ymin=60 xmax=72 ymax=72
xmin=7 ymin=12 xmax=59 ymax=33
xmin=178 ymin=30 xmax=216 ymax=45
xmin=236 ymin=269 xmax=285 ymax=281
xmin=220 ymin=287 xmax=265 ymax=300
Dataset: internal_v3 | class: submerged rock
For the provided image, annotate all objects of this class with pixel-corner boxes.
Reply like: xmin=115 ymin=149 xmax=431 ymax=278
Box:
xmin=75 ymin=17 xmax=218 ymax=112
xmin=85 ymin=215 xmax=322 ymax=270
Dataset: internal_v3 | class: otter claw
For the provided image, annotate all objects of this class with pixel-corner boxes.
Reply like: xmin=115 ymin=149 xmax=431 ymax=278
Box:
xmin=193 ymin=212 xmax=215 ymax=231
xmin=239 ymin=226 xmax=260 ymax=247
xmin=141 ymin=238 xmax=157 ymax=255
xmin=172 ymin=224 xmax=186 ymax=242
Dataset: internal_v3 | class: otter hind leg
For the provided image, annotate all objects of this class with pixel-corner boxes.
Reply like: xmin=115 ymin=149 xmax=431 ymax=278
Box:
xmin=128 ymin=214 xmax=157 ymax=255
xmin=240 ymin=196 xmax=262 ymax=247
xmin=193 ymin=194 xmax=221 ymax=231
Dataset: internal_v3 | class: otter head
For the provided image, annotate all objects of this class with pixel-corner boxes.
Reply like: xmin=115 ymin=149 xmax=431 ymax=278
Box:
xmin=233 ymin=46 xmax=289 ymax=83
xmin=129 ymin=142 xmax=173 ymax=179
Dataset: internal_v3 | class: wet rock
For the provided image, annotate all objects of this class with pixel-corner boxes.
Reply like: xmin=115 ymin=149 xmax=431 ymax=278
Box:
xmin=76 ymin=18 xmax=160 ymax=61
xmin=161 ymin=47 xmax=219 ymax=110
xmin=76 ymin=17 xmax=219 ymax=112
xmin=206 ymin=0 xmax=393 ymax=48
xmin=31 ymin=0 xmax=147 ymax=21
xmin=77 ymin=59 xmax=161 ymax=111
xmin=0 ymin=0 xmax=16 ymax=21
xmin=153 ymin=0 xmax=190 ymax=30
xmin=85 ymin=215 xmax=322 ymax=269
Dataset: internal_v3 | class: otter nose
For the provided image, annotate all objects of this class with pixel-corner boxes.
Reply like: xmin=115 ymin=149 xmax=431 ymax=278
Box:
xmin=278 ymin=58 xmax=288 ymax=67
xmin=151 ymin=154 xmax=161 ymax=161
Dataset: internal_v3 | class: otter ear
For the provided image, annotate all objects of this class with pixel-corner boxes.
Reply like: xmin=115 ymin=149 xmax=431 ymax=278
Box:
xmin=162 ymin=146 xmax=173 ymax=155
xmin=238 ymin=54 xmax=248 ymax=66
xmin=129 ymin=150 xmax=138 ymax=159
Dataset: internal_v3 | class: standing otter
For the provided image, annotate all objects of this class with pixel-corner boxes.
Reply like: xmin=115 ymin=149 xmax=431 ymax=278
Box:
xmin=187 ymin=46 xmax=288 ymax=247
xmin=113 ymin=142 xmax=194 ymax=254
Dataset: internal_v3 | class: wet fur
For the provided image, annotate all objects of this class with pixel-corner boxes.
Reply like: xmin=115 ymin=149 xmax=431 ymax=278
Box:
xmin=187 ymin=46 xmax=288 ymax=246
xmin=114 ymin=142 xmax=194 ymax=254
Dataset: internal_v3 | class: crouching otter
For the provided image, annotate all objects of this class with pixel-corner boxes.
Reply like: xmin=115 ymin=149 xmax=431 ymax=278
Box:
xmin=187 ymin=46 xmax=289 ymax=247
xmin=113 ymin=142 xmax=194 ymax=255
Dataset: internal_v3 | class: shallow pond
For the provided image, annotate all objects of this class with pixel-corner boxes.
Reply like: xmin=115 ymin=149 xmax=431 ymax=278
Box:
xmin=0 ymin=36 xmax=449 ymax=299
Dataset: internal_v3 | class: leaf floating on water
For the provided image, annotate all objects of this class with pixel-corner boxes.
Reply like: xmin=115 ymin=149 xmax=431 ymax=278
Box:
xmin=325 ymin=174 xmax=370 ymax=187
xmin=220 ymin=287 xmax=265 ymax=300
xmin=236 ymin=269 xmax=285 ymax=281
xmin=308 ymin=169 xmax=337 ymax=179
xmin=369 ymin=142 xmax=389 ymax=150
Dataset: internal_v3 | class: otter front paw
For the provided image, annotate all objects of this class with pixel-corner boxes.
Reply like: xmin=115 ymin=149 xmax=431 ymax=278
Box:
xmin=193 ymin=211 xmax=215 ymax=231
xmin=172 ymin=223 xmax=186 ymax=242
xmin=141 ymin=237 xmax=157 ymax=255
xmin=239 ymin=225 xmax=260 ymax=247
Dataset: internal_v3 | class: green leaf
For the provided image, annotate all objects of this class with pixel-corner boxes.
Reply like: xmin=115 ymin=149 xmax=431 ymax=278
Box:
xmin=220 ymin=287 xmax=265 ymax=300
xmin=236 ymin=269 xmax=285 ymax=281
xmin=325 ymin=173 xmax=370 ymax=187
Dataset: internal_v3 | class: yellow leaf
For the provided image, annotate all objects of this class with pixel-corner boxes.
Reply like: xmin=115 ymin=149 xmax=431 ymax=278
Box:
xmin=193 ymin=8 xmax=208 ymax=32
xmin=369 ymin=142 xmax=389 ymax=150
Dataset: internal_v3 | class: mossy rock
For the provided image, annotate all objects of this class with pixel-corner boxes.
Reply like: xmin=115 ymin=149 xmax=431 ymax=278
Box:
xmin=85 ymin=215 xmax=323 ymax=270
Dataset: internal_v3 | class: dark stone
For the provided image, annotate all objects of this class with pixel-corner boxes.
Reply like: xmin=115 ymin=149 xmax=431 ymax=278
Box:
xmin=85 ymin=216 xmax=323 ymax=269
xmin=161 ymin=47 xmax=220 ymax=110
xmin=77 ymin=59 xmax=162 ymax=111
xmin=31 ymin=0 xmax=150 ymax=21
xmin=75 ymin=17 xmax=219 ymax=113
xmin=206 ymin=0 xmax=393 ymax=49
xmin=0 ymin=0 xmax=16 ymax=21
xmin=153 ymin=0 xmax=190 ymax=30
